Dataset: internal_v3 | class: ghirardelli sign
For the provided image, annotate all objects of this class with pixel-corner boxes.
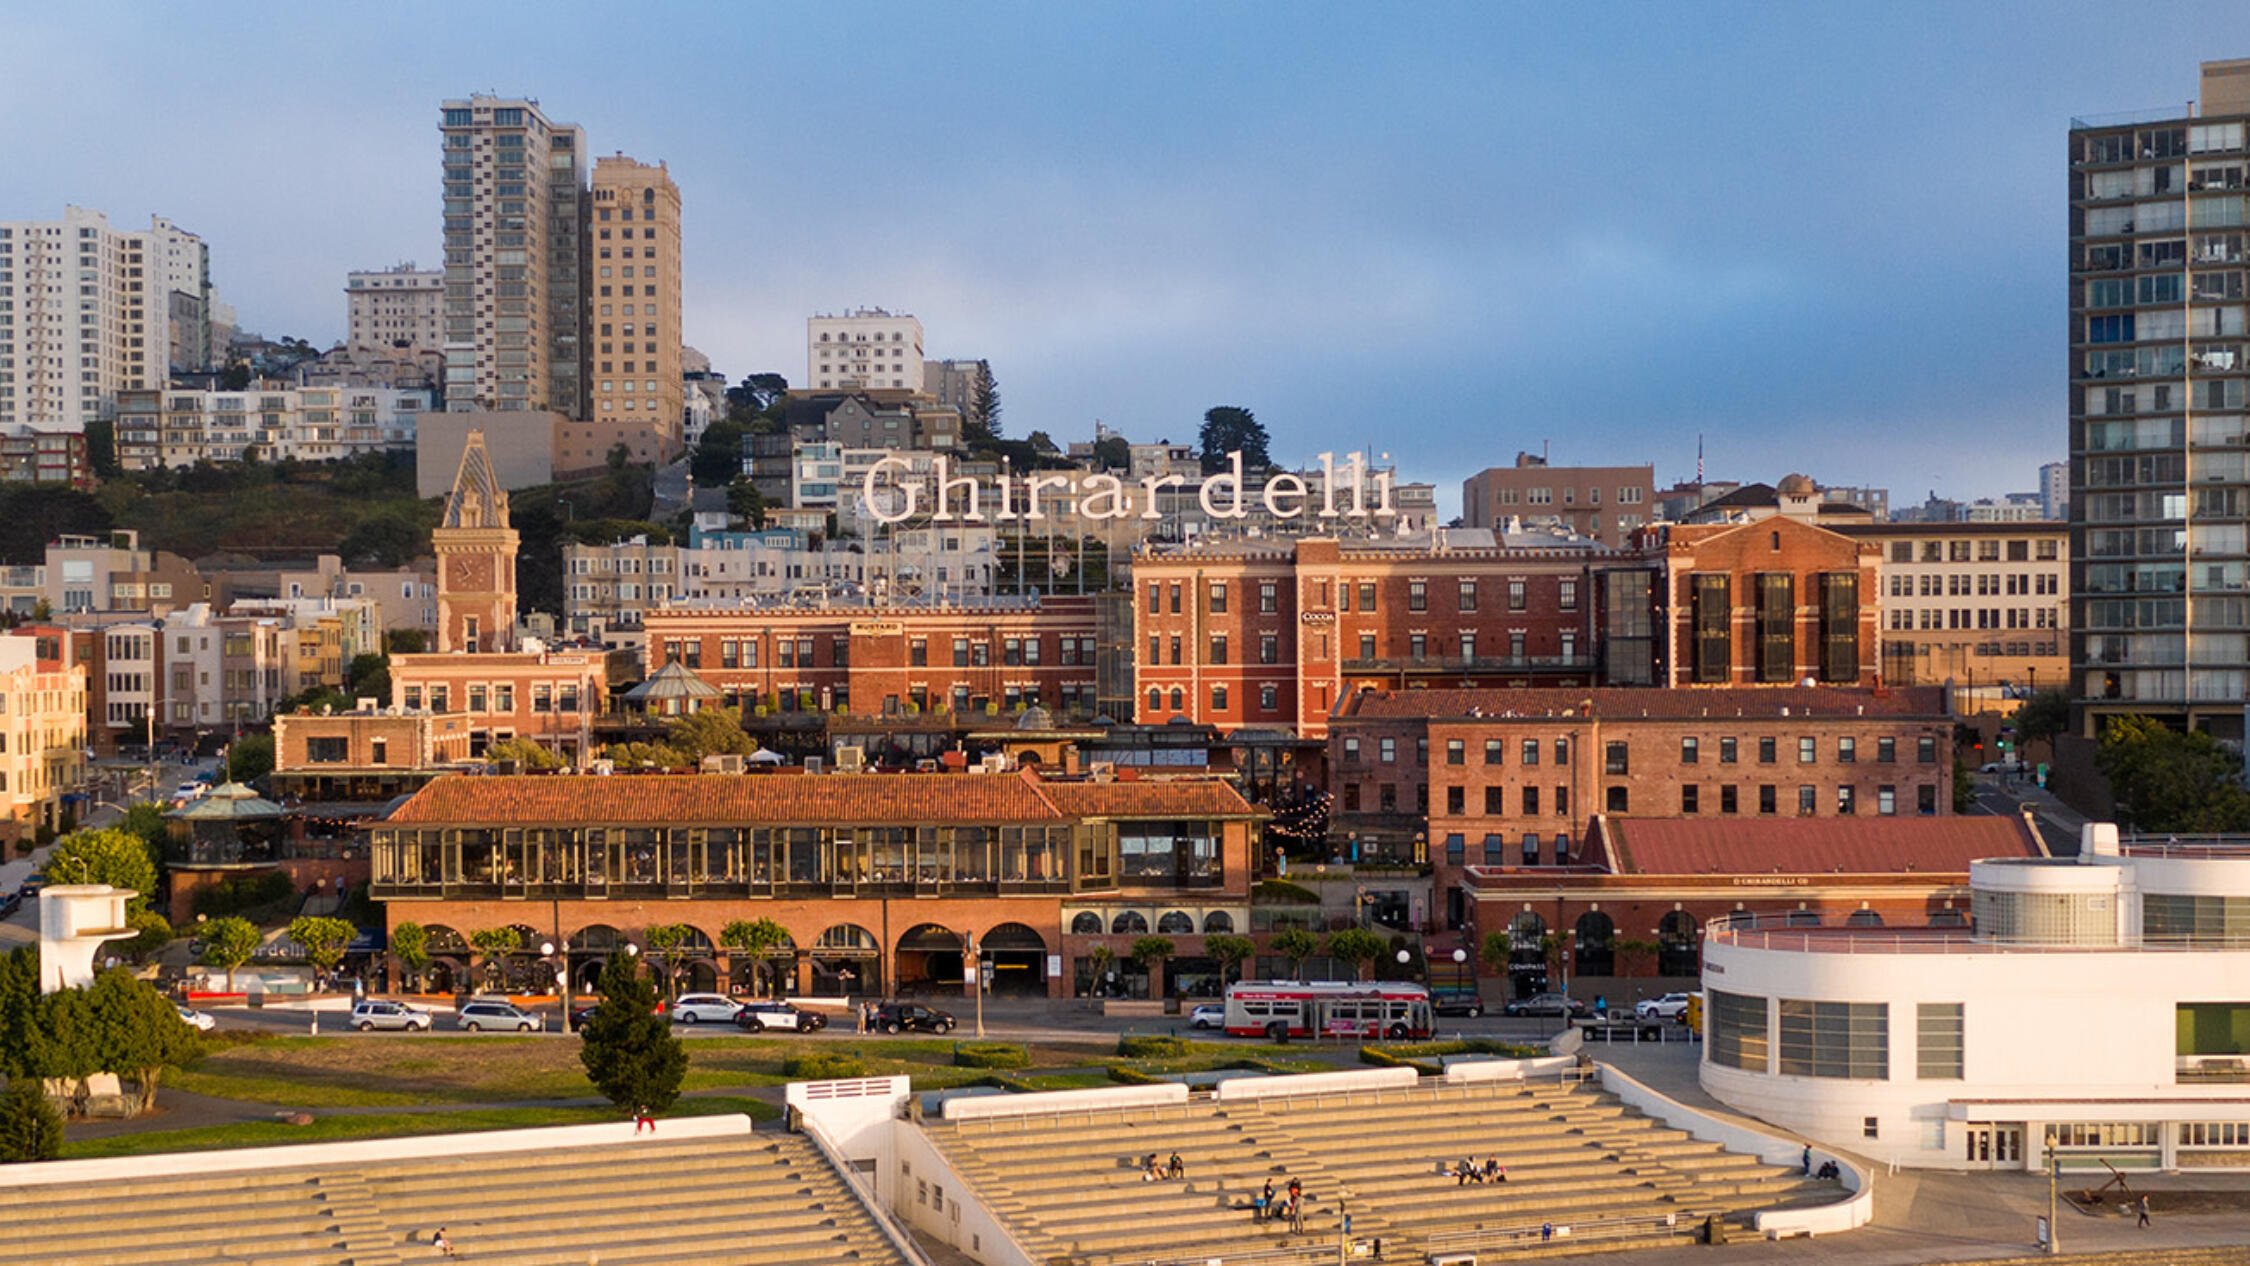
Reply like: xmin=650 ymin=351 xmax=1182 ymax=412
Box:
xmin=858 ymin=450 xmax=1400 ymax=525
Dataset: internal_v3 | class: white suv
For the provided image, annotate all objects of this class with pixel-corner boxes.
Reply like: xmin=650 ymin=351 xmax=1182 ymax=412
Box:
xmin=349 ymin=999 xmax=432 ymax=1031
xmin=456 ymin=999 xmax=544 ymax=1032
xmin=670 ymin=993 xmax=742 ymax=1025
xmin=1635 ymin=992 xmax=1694 ymax=1020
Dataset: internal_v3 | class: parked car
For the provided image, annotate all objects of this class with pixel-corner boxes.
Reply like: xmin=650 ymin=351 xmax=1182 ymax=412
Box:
xmin=172 ymin=782 xmax=208 ymax=802
xmin=670 ymin=992 xmax=743 ymax=1025
xmin=1501 ymin=992 xmax=1588 ymax=1019
xmin=455 ymin=999 xmax=543 ymax=1032
xmin=174 ymin=1005 xmax=217 ymax=1032
xmin=872 ymin=1001 xmax=956 ymax=1034
xmin=1430 ymin=988 xmax=1485 ymax=1018
xmin=16 ymin=874 xmax=44 ymax=901
xmin=569 ymin=998 xmax=666 ymax=1030
xmin=349 ymin=999 xmax=432 ymax=1031
xmin=1978 ymin=760 xmax=2025 ymax=774
xmin=1635 ymin=992 xmax=1695 ymax=1021
xmin=1188 ymin=1002 xmax=1226 ymax=1029
xmin=733 ymin=1001 xmax=827 ymax=1033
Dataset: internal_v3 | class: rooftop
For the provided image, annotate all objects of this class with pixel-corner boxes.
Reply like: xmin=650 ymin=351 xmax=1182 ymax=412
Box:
xmin=1598 ymin=814 xmax=2044 ymax=876
xmin=1341 ymin=684 xmax=1948 ymax=722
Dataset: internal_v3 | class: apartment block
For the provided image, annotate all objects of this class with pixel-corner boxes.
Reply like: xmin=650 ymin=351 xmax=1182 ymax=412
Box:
xmin=2069 ymin=59 xmax=2250 ymax=734
xmin=588 ymin=156 xmax=682 ymax=447
xmin=1461 ymin=453 xmax=1655 ymax=548
xmin=114 ymin=384 xmax=427 ymax=468
xmin=389 ymin=648 xmax=610 ymax=762
xmin=0 ymin=206 xmax=209 ymax=431
xmin=1837 ymin=520 xmax=2068 ymax=690
xmin=0 ymin=636 xmax=86 ymax=837
xmin=346 ymin=264 xmax=445 ymax=353
xmin=439 ymin=95 xmax=587 ymax=417
xmin=924 ymin=358 xmax=989 ymax=424
xmin=808 ymin=309 xmax=923 ymax=392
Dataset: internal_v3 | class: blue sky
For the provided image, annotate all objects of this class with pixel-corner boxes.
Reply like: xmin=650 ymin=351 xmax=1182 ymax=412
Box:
xmin=1 ymin=2 xmax=2237 ymax=514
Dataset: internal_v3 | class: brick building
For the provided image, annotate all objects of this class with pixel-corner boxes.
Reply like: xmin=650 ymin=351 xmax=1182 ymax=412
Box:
xmin=388 ymin=649 xmax=610 ymax=763
xmin=1326 ymin=685 xmax=1956 ymax=928
xmin=367 ymin=770 xmax=1259 ymax=1000
xmin=1456 ymin=813 xmax=2043 ymax=1004
xmin=642 ymin=595 xmax=1103 ymax=721
xmin=1133 ymin=535 xmax=1608 ymax=739
xmin=1461 ymin=453 xmax=1656 ymax=547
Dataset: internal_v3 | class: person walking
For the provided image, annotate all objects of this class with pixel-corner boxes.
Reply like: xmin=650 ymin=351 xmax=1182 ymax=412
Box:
xmin=634 ymin=1104 xmax=655 ymax=1134
xmin=1259 ymin=1178 xmax=1275 ymax=1220
xmin=2138 ymin=1194 xmax=2152 ymax=1228
xmin=1801 ymin=1144 xmax=1812 ymax=1176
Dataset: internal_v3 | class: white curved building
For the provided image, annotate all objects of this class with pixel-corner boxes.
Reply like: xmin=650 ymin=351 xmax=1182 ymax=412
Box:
xmin=1701 ymin=823 xmax=2250 ymax=1172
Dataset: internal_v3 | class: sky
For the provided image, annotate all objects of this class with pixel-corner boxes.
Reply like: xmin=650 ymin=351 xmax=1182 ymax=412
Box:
xmin=0 ymin=2 xmax=2237 ymax=516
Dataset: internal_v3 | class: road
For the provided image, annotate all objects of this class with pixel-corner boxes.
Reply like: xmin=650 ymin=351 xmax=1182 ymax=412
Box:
xmin=1963 ymin=769 xmax=2087 ymax=856
xmin=0 ymin=755 xmax=215 ymax=943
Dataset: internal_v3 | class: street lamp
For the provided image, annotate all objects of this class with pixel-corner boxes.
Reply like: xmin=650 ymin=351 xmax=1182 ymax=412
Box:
xmin=967 ymin=932 xmax=986 ymax=1039
xmin=541 ymin=940 xmax=572 ymax=1034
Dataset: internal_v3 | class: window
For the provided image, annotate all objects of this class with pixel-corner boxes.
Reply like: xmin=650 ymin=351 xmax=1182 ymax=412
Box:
xmin=1522 ymin=786 xmax=1540 ymax=814
xmin=1602 ymin=742 xmax=1629 ymax=776
xmin=306 ymin=737 xmax=348 ymax=763
xmin=1798 ymin=785 xmax=1817 ymax=815
xmin=1720 ymin=785 xmax=1739 ymax=814
xmin=1877 ymin=737 xmax=1896 ymax=763
xmin=1358 ymin=582 xmax=1376 ymax=610
xmin=1521 ymin=739 xmax=1540 ymax=766
xmin=1458 ymin=580 xmax=1477 ymax=611
xmin=1755 ymin=573 xmax=1795 ymax=682
xmin=1682 ymin=784 xmax=1700 ymax=813
xmin=1211 ymin=684 xmax=1228 ymax=712
xmin=1719 ymin=737 xmax=1738 ymax=764
xmin=1208 ymin=582 xmax=1227 ymax=614
xmin=1838 ymin=737 xmax=1856 ymax=763
xmin=1778 ymin=1000 xmax=1889 ymax=1080
xmin=1681 ymin=737 xmax=1700 ymax=764
xmin=1445 ymin=739 xmax=1464 ymax=766
xmin=1917 ymin=1003 xmax=1963 ymax=1079
xmin=1837 ymin=786 xmax=1856 ymax=815
xmin=1918 ymin=736 xmax=1938 ymax=764
xmin=1877 ymin=785 xmax=1897 ymax=815
xmin=1408 ymin=580 xmax=1427 ymax=612
xmin=1485 ymin=787 xmax=1505 ymax=813
xmin=1604 ymin=786 xmax=1629 ymax=813
xmin=1797 ymin=737 xmax=1816 ymax=763
xmin=1508 ymin=578 xmax=1527 ymax=611
xmin=1484 ymin=739 xmax=1504 ymax=765
xmin=1446 ymin=786 xmax=1464 ymax=814
xmin=1379 ymin=738 xmax=1396 ymax=763
xmin=1709 ymin=990 xmax=1769 ymax=1071
xmin=1259 ymin=684 xmax=1278 ymax=711
xmin=1918 ymin=784 xmax=1938 ymax=815
xmin=1692 ymin=574 xmax=1732 ymax=682
xmin=1759 ymin=737 xmax=1777 ymax=764
xmin=1259 ymin=582 xmax=1277 ymax=613
xmin=1208 ymin=635 xmax=1228 ymax=665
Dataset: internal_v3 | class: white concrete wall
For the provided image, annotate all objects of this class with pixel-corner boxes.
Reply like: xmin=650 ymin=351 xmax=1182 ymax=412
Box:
xmin=941 ymin=1082 xmax=1187 ymax=1121
xmin=1444 ymin=1055 xmax=1578 ymax=1084
xmin=891 ymin=1116 xmax=1036 ymax=1266
xmin=1215 ymin=1067 xmax=1417 ymax=1101
xmin=0 ymin=1115 xmax=753 ymax=1189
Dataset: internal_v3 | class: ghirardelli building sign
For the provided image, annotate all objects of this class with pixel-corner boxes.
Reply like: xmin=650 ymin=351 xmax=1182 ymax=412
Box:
xmin=858 ymin=450 xmax=1400 ymax=525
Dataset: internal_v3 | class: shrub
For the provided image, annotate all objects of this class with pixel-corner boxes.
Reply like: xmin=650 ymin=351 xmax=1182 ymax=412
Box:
xmin=1106 ymin=1064 xmax=1163 ymax=1085
xmin=953 ymin=1042 xmax=1030 ymax=1070
xmin=783 ymin=1052 xmax=868 ymax=1080
xmin=1253 ymin=879 xmax=1319 ymax=905
xmin=1116 ymin=1034 xmax=1187 ymax=1059
xmin=191 ymin=870 xmax=294 ymax=920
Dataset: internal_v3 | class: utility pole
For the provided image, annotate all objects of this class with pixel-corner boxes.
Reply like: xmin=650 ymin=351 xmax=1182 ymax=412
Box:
xmin=2046 ymin=1134 xmax=2059 ymax=1255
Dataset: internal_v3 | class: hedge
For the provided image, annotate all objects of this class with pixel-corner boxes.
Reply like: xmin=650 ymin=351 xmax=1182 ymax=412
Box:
xmin=953 ymin=1042 xmax=1031 ymax=1070
xmin=1116 ymin=1034 xmax=1188 ymax=1059
xmin=783 ymin=1052 xmax=869 ymax=1080
xmin=1253 ymin=879 xmax=1320 ymax=905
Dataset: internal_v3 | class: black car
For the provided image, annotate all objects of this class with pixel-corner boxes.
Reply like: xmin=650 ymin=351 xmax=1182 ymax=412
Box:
xmin=872 ymin=1001 xmax=956 ymax=1034
xmin=1501 ymin=992 xmax=1589 ymax=1019
xmin=1430 ymin=988 xmax=1485 ymax=1018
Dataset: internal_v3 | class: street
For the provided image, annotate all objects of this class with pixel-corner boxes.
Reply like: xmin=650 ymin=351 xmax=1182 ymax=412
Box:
xmin=0 ymin=754 xmax=216 ymax=944
xmin=1963 ymin=768 xmax=2087 ymax=856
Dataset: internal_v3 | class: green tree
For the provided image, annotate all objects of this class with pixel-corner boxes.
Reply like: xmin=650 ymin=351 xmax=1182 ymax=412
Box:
xmin=486 ymin=736 xmax=563 ymax=771
xmin=390 ymin=921 xmax=430 ymax=991
xmin=605 ymin=707 xmax=757 ymax=770
xmin=279 ymin=686 xmax=353 ymax=716
xmin=468 ymin=926 xmax=524 ymax=992
xmin=386 ymin=628 xmax=428 ymax=655
xmin=122 ymin=910 xmax=174 ymax=961
xmin=1204 ymin=933 xmax=1256 ymax=985
xmin=43 ymin=827 xmax=158 ymax=910
xmin=289 ymin=916 xmax=355 ymax=975
xmin=346 ymin=652 xmax=390 ymax=701
xmin=89 ymin=967 xmax=199 ymax=1114
xmin=2098 ymin=714 xmax=2250 ymax=832
xmin=579 ymin=953 xmax=687 ymax=1114
xmin=27 ymin=988 xmax=99 ymax=1115
xmin=732 ymin=373 xmax=790 ymax=413
xmin=971 ymin=360 xmax=1001 ymax=440
xmin=1478 ymin=930 xmax=1513 ymax=976
xmin=225 ymin=734 xmax=275 ymax=783
xmin=1613 ymin=937 xmax=1660 ymax=978
xmin=198 ymin=916 xmax=262 ymax=992
xmin=84 ymin=418 xmax=119 ymax=479
xmin=119 ymin=802 xmax=168 ymax=856
xmin=1271 ymin=927 xmax=1318 ymax=978
xmin=1090 ymin=434 xmax=1131 ymax=470
xmin=1128 ymin=936 xmax=1175 ymax=999
xmin=1197 ymin=406 xmax=1273 ymax=474
xmin=725 ymin=477 xmax=767 ymax=527
xmin=1324 ymin=928 xmax=1387 ymax=982
xmin=339 ymin=510 xmax=425 ymax=568
xmin=720 ymin=918 xmax=791 ymax=997
xmin=0 ymin=947 xmax=38 ymax=1078
xmin=0 ymin=1079 xmax=63 ymax=1162
xmin=2014 ymin=688 xmax=2070 ymax=748
xmin=643 ymin=923 xmax=692 ymax=998
xmin=691 ymin=417 xmax=748 ymax=487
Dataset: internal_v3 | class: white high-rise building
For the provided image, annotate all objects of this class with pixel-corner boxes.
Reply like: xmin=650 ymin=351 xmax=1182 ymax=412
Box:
xmin=347 ymin=263 xmax=445 ymax=353
xmin=808 ymin=308 xmax=924 ymax=392
xmin=439 ymin=95 xmax=588 ymax=416
xmin=0 ymin=206 xmax=210 ymax=432
xmin=2038 ymin=460 xmax=2068 ymax=521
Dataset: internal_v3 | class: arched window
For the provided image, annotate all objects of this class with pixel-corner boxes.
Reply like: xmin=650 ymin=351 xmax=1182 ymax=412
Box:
xmin=1573 ymin=911 xmax=1616 ymax=976
xmin=1157 ymin=911 xmax=1194 ymax=935
xmin=1202 ymin=911 xmax=1235 ymax=934
xmin=1147 ymin=688 xmax=1162 ymax=714
xmin=1169 ymin=687 xmax=1184 ymax=712
xmin=1071 ymin=911 xmax=1102 ymax=935
xmin=1111 ymin=910 xmax=1149 ymax=935
xmin=1658 ymin=911 xmax=1700 ymax=977
xmin=1845 ymin=909 xmax=1885 ymax=928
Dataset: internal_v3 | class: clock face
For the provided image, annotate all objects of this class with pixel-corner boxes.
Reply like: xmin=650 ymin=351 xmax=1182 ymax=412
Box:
xmin=450 ymin=555 xmax=494 ymax=591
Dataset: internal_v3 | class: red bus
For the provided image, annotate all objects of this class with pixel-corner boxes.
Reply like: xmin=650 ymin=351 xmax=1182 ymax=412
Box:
xmin=1223 ymin=980 xmax=1434 ymax=1041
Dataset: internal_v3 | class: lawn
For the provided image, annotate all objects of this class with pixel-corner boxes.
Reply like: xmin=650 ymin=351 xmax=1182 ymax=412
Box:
xmin=169 ymin=1033 xmax=1342 ymax=1111
xmin=60 ymin=1097 xmax=778 ymax=1160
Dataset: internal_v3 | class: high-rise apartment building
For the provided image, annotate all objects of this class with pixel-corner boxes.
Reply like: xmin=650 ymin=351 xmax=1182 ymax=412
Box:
xmin=0 ymin=207 xmax=209 ymax=432
xmin=808 ymin=308 xmax=924 ymax=392
xmin=347 ymin=264 xmax=445 ymax=352
xmin=588 ymin=156 xmax=682 ymax=444
xmin=439 ymin=95 xmax=587 ymax=417
xmin=1460 ymin=453 xmax=1655 ymax=548
xmin=2069 ymin=59 xmax=2250 ymax=735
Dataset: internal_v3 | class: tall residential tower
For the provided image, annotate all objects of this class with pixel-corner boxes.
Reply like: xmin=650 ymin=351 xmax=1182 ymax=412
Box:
xmin=438 ymin=95 xmax=587 ymax=417
xmin=588 ymin=155 xmax=682 ymax=445
xmin=2070 ymin=58 xmax=2250 ymax=736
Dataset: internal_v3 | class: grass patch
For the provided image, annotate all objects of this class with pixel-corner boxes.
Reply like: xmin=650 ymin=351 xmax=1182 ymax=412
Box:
xmin=1017 ymin=1072 xmax=1114 ymax=1091
xmin=62 ymin=1096 xmax=777 ymax=1160
xmin=952 ymin=1042 xmax=1030 ymax=1070
xmin=782 ymin=1052 xmax=868 ymax=1080
xmin=1116 ymin=1035 xmax=1188 ymax=1059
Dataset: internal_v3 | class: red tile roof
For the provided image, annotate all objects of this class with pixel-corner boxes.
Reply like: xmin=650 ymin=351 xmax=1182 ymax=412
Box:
xmin=1343 ymin=685 xmax=1946 ymax=722
xmin=1595 ymin=815 xmax=2043 ymax=876
xmin=386 ymin=770 xmax=1256 ymax=827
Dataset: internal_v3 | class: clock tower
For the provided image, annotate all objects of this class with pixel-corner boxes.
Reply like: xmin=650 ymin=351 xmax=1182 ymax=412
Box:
xmin=432 ymin=430 xmax=519 ymax=653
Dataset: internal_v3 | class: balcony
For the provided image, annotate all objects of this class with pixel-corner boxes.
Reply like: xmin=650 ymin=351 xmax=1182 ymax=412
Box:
xmin=1343 ymin=654 xmax=1593 ymax=674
